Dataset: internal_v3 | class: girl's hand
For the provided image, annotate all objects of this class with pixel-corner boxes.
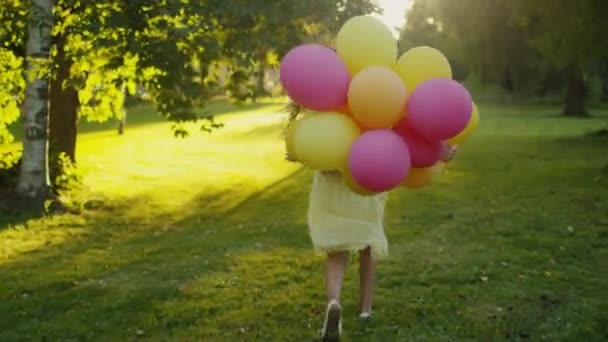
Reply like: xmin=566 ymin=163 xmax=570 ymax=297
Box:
xmin=441 ymin=143 xmax=458 ymax=162
xmin=285 ymin=152 xmax=296 ymax=162
xmin=322 ymin=170 xmax=342 ymax=176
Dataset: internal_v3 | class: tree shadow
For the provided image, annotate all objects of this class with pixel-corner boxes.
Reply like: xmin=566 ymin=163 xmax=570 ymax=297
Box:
xmin=0 ymin=200 xmax=45 ymax=229
xmin=0 ymin=166 xmax=313 ymax=340
xmin=1 ymin=98 xmax=289 ymax=227
xmin=238 ymin=122 xmax=285 ymax=138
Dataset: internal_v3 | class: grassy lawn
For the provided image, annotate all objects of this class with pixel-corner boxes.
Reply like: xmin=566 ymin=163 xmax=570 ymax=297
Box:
xmin=1 ymin=101 xmax=607 ymax=341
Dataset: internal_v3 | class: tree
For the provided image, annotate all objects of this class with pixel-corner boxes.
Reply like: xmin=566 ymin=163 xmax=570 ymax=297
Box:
xmin=401 ymin=0 xmax=540 ymax=90
xmin=1 ymin=0 xmax=380 ymax=204
xmin=2 ymin=0 xmax=380 ymax=152
xmin=28 ymin=0 xmax=378 ymax=151
xmin=0 ymin=0 xmax=27 ymax=147
xmin=49 ymin=34 xmax=78 ymax=161
xmin=16 ymin=0 xmax=54 ymax=204
xmin=401 ymin=0 xmax=608 ymax=115
xmin=215 ymin=0 xmax=379 ymax=99
xmin=508 ymin=0 xmax=608 ymax=116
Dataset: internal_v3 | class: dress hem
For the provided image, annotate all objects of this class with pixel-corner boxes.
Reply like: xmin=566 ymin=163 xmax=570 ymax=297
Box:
xmin=311 ymin=242 xmax=389 ymax=259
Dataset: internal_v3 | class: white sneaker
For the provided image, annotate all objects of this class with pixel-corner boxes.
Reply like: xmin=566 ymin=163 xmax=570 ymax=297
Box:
xmin=359 ymin=312 xmax=372 ymax=320
xmin=321 ymin=300 xmax=342 ymax=341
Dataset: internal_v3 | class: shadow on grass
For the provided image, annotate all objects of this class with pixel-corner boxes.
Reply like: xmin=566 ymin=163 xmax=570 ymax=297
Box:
xmin=0 ymin=166 xmax=314 ymax=340
xmin=0 ymin=204 xmax=44 ymax=230
xmin=239 ymin=122 xmax=286 ymax=138
xmin=0 ymin=99 xmax=287 ymax=227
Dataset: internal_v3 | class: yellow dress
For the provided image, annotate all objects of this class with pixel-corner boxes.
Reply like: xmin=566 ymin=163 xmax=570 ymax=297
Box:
xmin=308 ymin=171 xmax=389 ymax=258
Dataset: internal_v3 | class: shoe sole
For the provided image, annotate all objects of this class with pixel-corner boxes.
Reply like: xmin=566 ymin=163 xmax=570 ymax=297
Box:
xmin=322 ymin=303 xmax=341 ymax=341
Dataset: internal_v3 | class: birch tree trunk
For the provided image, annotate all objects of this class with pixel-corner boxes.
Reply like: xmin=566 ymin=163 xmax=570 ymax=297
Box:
xmin=16 ymin=0 xmax=54 ymax=203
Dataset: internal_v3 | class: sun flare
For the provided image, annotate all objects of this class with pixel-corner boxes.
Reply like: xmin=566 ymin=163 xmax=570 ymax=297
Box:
xmin=373 ymin=0 xmax=410 ymax=37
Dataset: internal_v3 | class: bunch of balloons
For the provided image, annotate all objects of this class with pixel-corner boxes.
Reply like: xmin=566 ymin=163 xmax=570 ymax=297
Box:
xmin=281 ymin=16 xmax=479 ymax=195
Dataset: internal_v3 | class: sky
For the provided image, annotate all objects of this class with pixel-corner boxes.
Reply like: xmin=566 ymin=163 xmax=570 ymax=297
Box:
xmin=374 ymin=0 xmax=410 ymax=37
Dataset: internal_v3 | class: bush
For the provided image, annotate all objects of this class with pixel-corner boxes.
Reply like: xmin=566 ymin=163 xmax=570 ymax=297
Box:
xmin=50 ymin=152 xmax=82 ymax=192
xmin=0 ymin=150 xmax=82 ymax=194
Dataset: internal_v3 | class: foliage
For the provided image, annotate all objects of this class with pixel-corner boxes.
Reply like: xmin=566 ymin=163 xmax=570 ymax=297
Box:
xmin=508 ymin=0 xmax=608 ymax=69
xmin=400 ymin=0 xmax=608 ymax=109
xmin=0 ymin=149 xmax=82 ymax=193
xmin=0 ymin=0 xmax=27 ymax=143
xmin=401 ymin=0 xmax=540 ymax=91
xmin=49 ymin=152 xmax=82 ymax=192
xmin=0 ymin=49 xmax=24 ymax=144
xmin=0 ymin=0 xmax=378 ymax=145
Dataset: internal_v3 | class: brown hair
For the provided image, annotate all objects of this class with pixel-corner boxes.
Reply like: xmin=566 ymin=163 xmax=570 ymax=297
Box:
xmin=282 ymin=101 xmax=303 ymax=136
xmin=286 ymin=101 xmax=303 ymax=124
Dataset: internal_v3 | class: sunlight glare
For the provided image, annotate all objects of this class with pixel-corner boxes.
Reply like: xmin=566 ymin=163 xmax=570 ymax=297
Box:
xmin=373 ymin=0 xmax=410 ymax=37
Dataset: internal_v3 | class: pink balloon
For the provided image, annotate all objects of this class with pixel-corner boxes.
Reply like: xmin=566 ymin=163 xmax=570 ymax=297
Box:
xmin=407 ymin=78 xmax=473 ymax=140
xmin=349 ymin=130 xmax=410 ymax=192
xmin=394 ymin=119 xmax=442 ymax=167
xmin=280 ymin=44 xmax=351 ymax=111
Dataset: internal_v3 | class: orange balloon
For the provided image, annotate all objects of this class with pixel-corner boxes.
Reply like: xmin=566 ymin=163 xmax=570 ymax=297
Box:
xmin=403 ymin=166 xmax=434 ymax=189
xmin=342 ymin=167 xmax=378 ymax=196
xmin=348 ymin=66 xmax=407 ymax=129
xmin=334 ymin=104 xmax=353 ymax=117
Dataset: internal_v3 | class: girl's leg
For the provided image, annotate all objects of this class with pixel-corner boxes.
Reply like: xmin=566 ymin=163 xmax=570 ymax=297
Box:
xmin=325 ymin=251 xmax=350 ymax=302
xmin=359 ymin=246 xmax=376 ymax=316
xmin=322 ymin=251 xmax=349 ymax=340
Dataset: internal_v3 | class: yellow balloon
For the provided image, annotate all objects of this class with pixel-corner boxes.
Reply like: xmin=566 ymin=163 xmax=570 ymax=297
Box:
xmin=337 ymin=16 xmax=398 ymax=75
xmin=402 ymin=166 xmax=434 ymax=189
xmin=348 ymin=66 xmax=407 ymax=129
xmin=292 ymin=112 xmax=360 ymax=170
xmin=448 ymin=102 xmax=479 ymax=145
xmin=342 ymin=167 xmax=377 ymax=196
xmin=284 ymin=119 xmax=302 ymax=160
xmin=394 ymin=46 xmax=452 ymax=92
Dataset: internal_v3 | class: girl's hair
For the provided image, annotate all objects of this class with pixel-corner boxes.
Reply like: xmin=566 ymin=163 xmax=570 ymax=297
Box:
xmin=286 ymin=101 xmax=303 ymax=123
xmin=283 ymin=101 xmax=303 ymax=136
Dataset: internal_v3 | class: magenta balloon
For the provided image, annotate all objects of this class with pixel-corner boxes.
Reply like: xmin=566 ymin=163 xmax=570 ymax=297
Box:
xmin=407 ymin=78 xmax=473 ymax=140
xmin=394 ymin=119 xmax=442 ymax=168
xmin=280 ymin=44 xmax=351 ymax=111
xmin=349 ymin=130 xmax=410 ymax=192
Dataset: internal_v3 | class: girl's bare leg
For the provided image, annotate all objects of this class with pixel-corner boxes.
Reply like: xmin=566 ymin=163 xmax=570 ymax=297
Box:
xmin=359 ymin=246 xmax=376 ymax=316
xmin=322 ymin=251 xmax=349 ymax=340
xmin=325 ymin=251 xmax=350 ymax=302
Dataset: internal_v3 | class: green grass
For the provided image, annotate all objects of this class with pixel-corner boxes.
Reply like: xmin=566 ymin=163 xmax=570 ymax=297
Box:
xmin=1 ymin=101 xmax=608 ymax=341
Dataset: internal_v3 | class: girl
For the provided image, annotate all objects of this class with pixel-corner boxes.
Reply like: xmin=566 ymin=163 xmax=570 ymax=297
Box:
xmin=285 ymin=104 xmax=457 ymax=341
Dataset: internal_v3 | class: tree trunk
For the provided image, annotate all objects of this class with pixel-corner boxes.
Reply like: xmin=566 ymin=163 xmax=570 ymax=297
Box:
xmin=117 ymin=84 xmax=127 ymax=135
xmin=16 ymin=0 xmax=54 ymax=204
xmin=563 ymin=66 xmax=588 ymax=117
xmin=502 ymin=65 xmax=515 ymax=93
xmin=49 ymin=35 xmax=78 ymax=163
xmin=601 ymin=75 xmax=608 ymax=102
xmin=117 ymin=111 xmax=126 ymax=135
xmin=255 ymin=51 xmax=267 ymax=97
